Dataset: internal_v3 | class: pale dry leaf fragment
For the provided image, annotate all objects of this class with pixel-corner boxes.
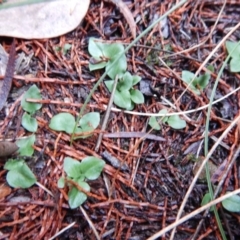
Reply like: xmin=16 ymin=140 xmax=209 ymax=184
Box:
xmin=0 ymin=183 xmax=11 ymax=199
xmin=0 ymin=141 xmax=18 ymax=158
xmin=0 ymin=0 xmax=90 ymax=39
xmin=9 ymin=195 xmax=31 ymax=203
xmin=109 ymin=0 xmax=136 ymax=38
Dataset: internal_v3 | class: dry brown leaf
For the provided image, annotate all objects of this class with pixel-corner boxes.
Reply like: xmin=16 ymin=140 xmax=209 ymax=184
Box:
xmin=0 ymin=183 xmax=11 ymax=199
xmin=0 ymin=141 xmax=18 ymax=158
xmin=0 ymin=0 xmax=90 ymax=39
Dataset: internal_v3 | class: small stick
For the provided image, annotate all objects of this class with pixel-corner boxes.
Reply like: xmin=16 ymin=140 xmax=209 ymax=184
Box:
xmin=95 ymin=75 xmax=118 ymax=152
xmin=103 ymin=132 xmax=166 ymax=141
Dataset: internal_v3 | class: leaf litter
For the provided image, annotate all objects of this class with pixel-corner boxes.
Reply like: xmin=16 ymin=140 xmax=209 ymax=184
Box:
xmin=0 ymin=0 xmax=239 ymax=239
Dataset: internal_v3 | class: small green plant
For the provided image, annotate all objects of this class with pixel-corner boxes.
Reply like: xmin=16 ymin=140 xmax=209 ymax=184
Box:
xmin=222 ymin=192 xmax=240 ymax=212
xmin=4 ymin=159 xmax=36 ymax=188
xmin=226 ymin=41 xmax=240 ymax=72
xmin=88 ymin=38 xmax=144 ymax=110
xmin=21 ymin=84 xmax=42 ymax=133
xmin=16 ymin=135 xmax=36 ymax=156
xmin=58 ymin=156 xmax=105 ymax=209
xmin=201 ymin=192 xmax=240 ymax=213
xmin=201 ymin=192 xmax=214 ymax=211
xmin=149 ymin=109 xmax=186 ymax=130
xmin=49 ymin=112 xmax=100 ymax=139
xmin=55 ymin=43 xmax=72 ymax=55
xmin=88 ymin=38 xmax=127 ymax=79
xmin=4 ymin=84 xmax=42 ymax=189
xmin=15 ymin=84 xmax=42 ymax=156
xmin=182 ymin=70 xmax=210 ymax=95
xmin=105 ymin=71 xmax=144 ymax=110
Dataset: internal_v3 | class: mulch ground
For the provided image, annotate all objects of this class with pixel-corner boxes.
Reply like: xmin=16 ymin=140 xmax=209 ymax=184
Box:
xmin=0 ymin=0 xmax=240 ymax=239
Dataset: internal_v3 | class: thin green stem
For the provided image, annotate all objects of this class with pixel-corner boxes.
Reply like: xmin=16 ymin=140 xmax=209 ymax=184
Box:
xmin=70 ymin=0 xmax=188 ymax=144
xmin=204 ymin=41 xmax=240 ymax=240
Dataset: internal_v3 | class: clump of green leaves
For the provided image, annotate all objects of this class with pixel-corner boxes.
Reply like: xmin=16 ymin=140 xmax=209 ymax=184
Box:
xmin=105 ymin=71 xmax=144 ymax=110
xmin=4 ymin=159 xmax=37 ymax=188
xmin=58 ymin=156 xmax=105 ymax=209
xmin=88 ymin=38 xmax=144 ymax=110
xmin=226 ymin=41 xmax=240 ymax=72
xmin=21 ymin=84 xmax=42 ymax=133
xmin=149 ymin=109 xmax=186 ymax=130
xmin=88 ymin=38 xmax=127 ymax=79
xmin=4 ymin=84 xmax=42 ymax=189
xmin=55 ymin=43 xmax=72 ymax=55
xmin=49 ymin=112 xmax=100 ymax=139
xmin=182 ymin=70 xmax=210 ymax=95
xmin=16 ymin=84 xmax=42 ymax=156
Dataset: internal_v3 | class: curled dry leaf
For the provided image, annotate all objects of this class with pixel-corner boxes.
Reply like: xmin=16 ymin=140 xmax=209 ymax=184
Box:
xmin=0 ymin=183 xmax=11 ymax=199
xmin=0 ymin=0 xmax=90 ymax=39
xmin=0 ymin=141 xmax=18 ymax=158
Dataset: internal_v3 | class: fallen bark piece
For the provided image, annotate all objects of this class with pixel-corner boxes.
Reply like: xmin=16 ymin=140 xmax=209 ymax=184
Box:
xmin=102 ymin=150 xmax=129 ymax=171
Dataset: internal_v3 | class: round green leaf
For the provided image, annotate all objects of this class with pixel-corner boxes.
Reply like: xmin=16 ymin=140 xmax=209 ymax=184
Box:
xmin=201 ymin=192 xmax=214 ymax=211
xmin=132 ymin=75 xmax=141 ymax=85
xmin=106 ymin=54 xmax=127 ymax=80
xmin=80 ymin=157 xmax=105 ymax=180
xmin=148 ymin=109 xmax=168 ymax=130
xmin=79 ymin=112 xmax=100 ymax=130
xmin=49 ymin=113 xmax=75 ymax=134
xmin=21 ymin=84 xmax=42 ymax=114
xmin=89 ymin=61 xmax=107 ymax=71
xmin=104 ymin=80 xmax=114 ymax=92
xmin=226 ymin=41 xmax=240 ymax=59
xmin=158 ymin=109 xmax=169 ymax=123
xmin=16 ymin=135 xmax=35 ymax=156
xmin=230 ymin=58 xmax=240 ymax=73
xmin=57 ymin=177 xmax=65 ymax=188
xmin=181 ymin=70 xmax=200 ymax=95
xmin=130 ymin=89 xmax=144 ymax=104
xmin=222 ymin=192 xmax=240 ymax=212
xmin=113 ymin=89 xmax=132 ymax=109
xmin=6 ymin=163 xmax=36 ymax=188
xmin=4 ymin=159 xmax=25 ymax=171
xmin=182 ymin=70 xmax=195 ymax=84
xmin=88 ymin=38 xmax=105 ymax=59
xmin=103 ymin=42 xmax=125 ymax=58
xmin=68 ymin=181 xmax=90 ymax=209
xmin=167 ymin=115 xmax=186 ymax=129
xmin=63 ymin=157 xmax=82 ymax=178
xmin=149 ymin=116 xmax=161 ymax=130
xmin=21 ymin=112 xmax=38 ymax=132
xmin=197 ymin=73 xmax=210 ymax=90
xmin=117 ymin=72 xmax=133 ymax=91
